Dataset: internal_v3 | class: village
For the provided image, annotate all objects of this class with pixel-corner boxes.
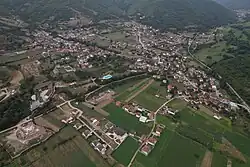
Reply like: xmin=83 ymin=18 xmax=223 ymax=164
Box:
xmin=0 ymin=16 xmax=249 ymax=167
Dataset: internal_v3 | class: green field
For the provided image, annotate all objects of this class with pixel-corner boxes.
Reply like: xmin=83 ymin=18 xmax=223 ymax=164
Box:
xmin=133 ymin=81 xmax=168 ymax=111
xmin=135 ymin=98 xmax=250 ymax=167
xmin=211 ymin=152 xmax=227 ymax=167
xmin=113 ymin=78 xmax=146 ymax=94
xmin=8 ymin=126 xmax=109 ymax=167
xmin=115 ymin=78 xmax=150 ymax=102
xmin=103 ymin=103 xmax=151 ymax=135
xmin=223 ymin=131 xmax=250 ymax=157
xmin=112 ymin=137 xmax=139 ymax=166
xmin=134 ymin=130 xmax=205 ymax=167
xmin=194 ymin=42 xmax=227 ymax=65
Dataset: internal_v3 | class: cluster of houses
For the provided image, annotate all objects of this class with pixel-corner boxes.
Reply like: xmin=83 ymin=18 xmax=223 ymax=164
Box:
xmin=122 ymin=103 xmax=154 ymax=123
xmin=139 ymin=124 xmax=165 ymax=156
xmin=60 ymin=104 xmax=128 ymax=156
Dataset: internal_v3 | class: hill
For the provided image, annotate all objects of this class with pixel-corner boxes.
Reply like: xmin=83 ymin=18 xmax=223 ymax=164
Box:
xmin=215 ymin=0 xmax=250 ymax=10
xmin=0 ymin=0 xmax=236 ymax=30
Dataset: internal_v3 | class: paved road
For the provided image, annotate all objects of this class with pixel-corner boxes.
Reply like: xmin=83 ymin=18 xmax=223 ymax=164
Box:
xmin=137 ymin=31 xmax=147 ymax=50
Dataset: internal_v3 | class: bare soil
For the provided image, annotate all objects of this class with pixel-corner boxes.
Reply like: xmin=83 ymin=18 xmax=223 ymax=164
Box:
xmin=201 ymin=150 xmax=213 ymax=167
xmin=219 ymin=138 xmax=246 ymax=163
xmin=10 ymin=70 xmax=24 ymax=85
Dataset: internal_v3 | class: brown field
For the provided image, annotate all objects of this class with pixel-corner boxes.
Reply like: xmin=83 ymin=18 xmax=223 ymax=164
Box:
xmin=219 ymin=138 xmax=246 ymax=163
xmin=201 ymin=150 xmax=213 ymax=167
xmin=10 ymin=70 xmax=24 ymax=85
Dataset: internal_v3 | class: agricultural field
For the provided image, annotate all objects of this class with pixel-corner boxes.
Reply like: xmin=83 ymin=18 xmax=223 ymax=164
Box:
xmin=7 ymin=126 xmax=109 ymax=167
xmin=112 ymin=78 xmax=146 ymax=94
xmin=134 ymin=130 xmax=205 ymax=167
xmin=132 ymin=98 xmax=250 ymax=167
xmin=103 ymin=103 xmax=151 ymax=135
xmin=115 ymin=78 xmax=151 ymax=102
xmin=132 ymin=81 xmax=168 ymax=111
xmin=112 ymin=137 xmax=139 ymax=166
xmin=211 ymin=152 xmax=227 ymax=167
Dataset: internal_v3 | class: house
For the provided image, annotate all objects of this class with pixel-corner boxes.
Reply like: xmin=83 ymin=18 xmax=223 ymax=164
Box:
xmin=140 ymin=144 xmax=152 ymax=156
xmin=155 ymin=127 xmax=163 ymax=136
xmin=73 ymin=123 xmax=83 ymax=130
xmin=82 ymin=129 xmax=92 ymax=139
xmin=148 ymin=137 xmax=157 ymax=146
xmin=91 ymin=140 xmax=107 ymax=155
xmin=139 ymin=116 xmax=147 ymax=123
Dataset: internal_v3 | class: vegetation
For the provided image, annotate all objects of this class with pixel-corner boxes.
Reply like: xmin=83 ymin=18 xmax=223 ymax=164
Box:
xmin=7 ymin=126 xmax=108 ymax=167
xmin=134 ymin=130 xmax=205 ymax=167
xmin=112 ymin=137 xmax=138 ymax=166
xmin=0 ymin=78 xmax=35 ymax=131
xmin=133 ymin=81 xmax=168 ymax=111
xmin=215 ymin=0 xmax=250 ymax=10
xmin=0 ymin=0 xmax=236 ymax=30
xmin=211 ymin=152 xmax=227 ymax=167
xmin=103 ymin=103 xmax=151 ymax=135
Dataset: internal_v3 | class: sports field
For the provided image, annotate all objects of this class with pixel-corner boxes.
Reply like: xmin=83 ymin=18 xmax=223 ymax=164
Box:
xmin=8 ymin=126 xmax=109 ymax=167
xmin=112 ymin=137 xmax=139 ymax=166
xmin=103 ymin=103 xmax=151 ymax=135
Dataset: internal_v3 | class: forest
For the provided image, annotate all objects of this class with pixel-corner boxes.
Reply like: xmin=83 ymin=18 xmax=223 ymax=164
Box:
xmin=0 ymin=0 xmax=236 ymax=30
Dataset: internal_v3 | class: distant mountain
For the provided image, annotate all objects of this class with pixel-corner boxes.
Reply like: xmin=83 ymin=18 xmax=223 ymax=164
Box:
xmin=215 ymin=0 xmax=250 ymax=9
xmin=0 ymin=0 xmax=237 ymax=30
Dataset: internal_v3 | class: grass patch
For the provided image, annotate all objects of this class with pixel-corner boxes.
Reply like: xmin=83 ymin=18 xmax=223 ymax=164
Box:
xmin=103 ymin=103 xmax=151 ymax=135
xmin=112 ymin=137 xmax=139 ymax=166
xmin=211 ymin=152 xmax=227 ymax=167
